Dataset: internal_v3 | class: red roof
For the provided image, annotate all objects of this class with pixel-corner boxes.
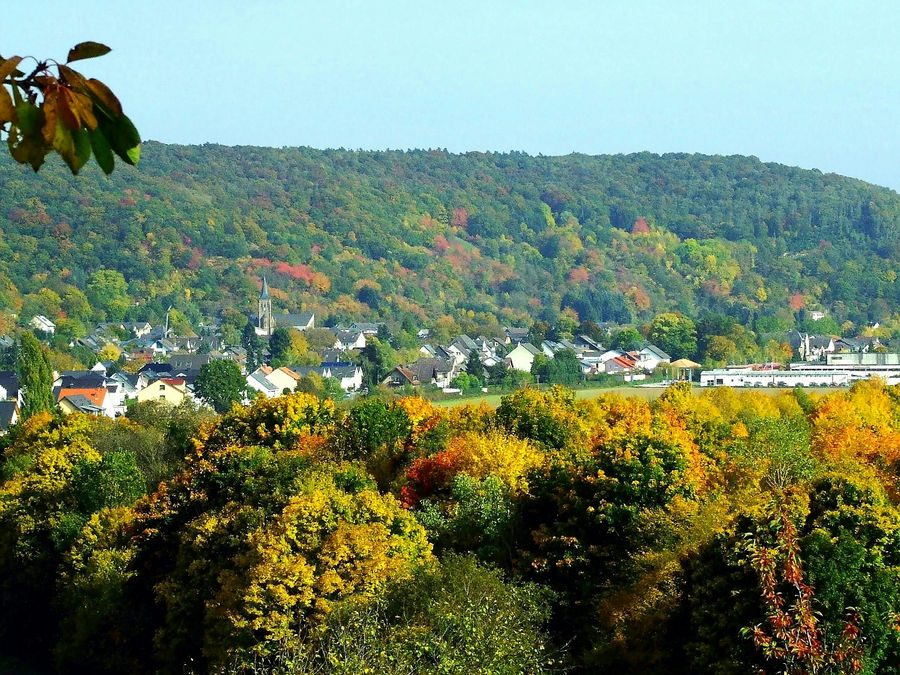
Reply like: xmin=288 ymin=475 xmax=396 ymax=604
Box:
xmin=58 ymin=387 xmax=106 ymax=406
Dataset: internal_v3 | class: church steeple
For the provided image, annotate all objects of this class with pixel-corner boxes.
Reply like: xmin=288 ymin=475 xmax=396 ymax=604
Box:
xmin=258 ymin=276 xmax=274 ymax=336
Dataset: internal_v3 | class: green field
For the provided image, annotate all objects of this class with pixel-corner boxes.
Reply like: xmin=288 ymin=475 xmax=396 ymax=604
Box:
xmin=432 ymin=384 xmax=843 ymax=408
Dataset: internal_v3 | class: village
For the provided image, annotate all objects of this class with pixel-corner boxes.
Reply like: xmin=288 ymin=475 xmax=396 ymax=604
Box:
xmin=1 ymin=279 xmax=897 ymax=428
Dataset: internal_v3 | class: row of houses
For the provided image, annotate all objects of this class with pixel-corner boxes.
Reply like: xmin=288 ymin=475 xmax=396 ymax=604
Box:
xmin=380 ymin=330 xmax=675 ymax=390
xmin=246 ymin=362 xmax=363 ymax=397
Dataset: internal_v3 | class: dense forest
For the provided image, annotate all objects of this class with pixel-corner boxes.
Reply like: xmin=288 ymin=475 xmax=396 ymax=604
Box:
xmin=1 ymin=145 xmax=899 ymax=337
xmin=3 ymin=382 xmax=900 ymax=673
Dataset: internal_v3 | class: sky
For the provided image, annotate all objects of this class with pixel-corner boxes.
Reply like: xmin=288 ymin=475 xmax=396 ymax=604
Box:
xmin=8 ymin=1 xmax=900 ymax=190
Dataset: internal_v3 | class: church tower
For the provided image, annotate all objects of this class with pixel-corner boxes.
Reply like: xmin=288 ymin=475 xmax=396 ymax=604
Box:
xmin=258 ymin=276 xmax=275 ymax=336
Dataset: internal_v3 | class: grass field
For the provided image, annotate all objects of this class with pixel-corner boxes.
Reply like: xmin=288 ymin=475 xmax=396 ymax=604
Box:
xmin=432 ymin=384 xmax=842 ymax=408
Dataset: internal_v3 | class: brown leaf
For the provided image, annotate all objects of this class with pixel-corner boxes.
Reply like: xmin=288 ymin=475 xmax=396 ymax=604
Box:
xmin=41 ymin=93 xmax=58 ymax=144
xmin=0 ymin=56 xmax=23 ymax=83
xmin=70 ymin=90 xmax=98 ymax=129
xmin=58 ymin=64 xmax=88 ymax=90
xmin=0 ymin=86 xmax=14 ymax=125
xmin=85 ymin=78 xmax=122 ymax=116
xmin=57 ymin=87 xmax=80 ymax=130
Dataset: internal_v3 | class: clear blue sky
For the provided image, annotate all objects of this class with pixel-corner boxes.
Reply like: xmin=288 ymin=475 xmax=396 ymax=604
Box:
xmin=9 ymin=1 xmax=900 ymax=189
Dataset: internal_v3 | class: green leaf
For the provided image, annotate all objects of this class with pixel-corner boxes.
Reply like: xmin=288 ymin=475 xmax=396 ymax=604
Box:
xmin=88 ymin=126 xmax=114 ymax=174
xmin=71 ymin=127 xmax=92 ymax=173
xmin=15 ymin=102 xmax=44 ymax=135
xmin=99 ymin=113 xmax=140 ymax=166
xmin=66 ymin=42 xmax=111 ymax=64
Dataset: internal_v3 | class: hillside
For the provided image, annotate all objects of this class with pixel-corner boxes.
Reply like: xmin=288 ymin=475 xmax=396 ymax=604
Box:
xmin=2 ymin=144 xmax=899 ymax=336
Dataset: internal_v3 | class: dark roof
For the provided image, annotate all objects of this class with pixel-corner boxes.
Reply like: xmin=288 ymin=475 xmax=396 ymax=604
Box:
xmin=0 ymin=371 xmax=18 ymax=399
xmin=139 ymin=362 xmax=173 ymax=376
xmin=0 ymin=400 xmax=16 ymax=431
xmin=409 ymin=358 xmax=454 ymax=384
xmin=60 ymin=394 xmax=104 ymax=415
xmin=168 ymin=354 xmax=212 ymax=371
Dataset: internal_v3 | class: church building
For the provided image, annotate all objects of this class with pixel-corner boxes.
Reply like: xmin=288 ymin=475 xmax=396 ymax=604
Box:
xmin=253 ymin=277 xmax=315 ymax=337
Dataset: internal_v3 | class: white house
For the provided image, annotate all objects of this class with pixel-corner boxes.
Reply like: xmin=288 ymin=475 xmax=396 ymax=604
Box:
xmin=637 ymin=345 xmax=671 ymax=371
xmin=30 ymin=315 xmax=56 ymax=334
xmin=506 ymin=342 xmax=541 ymax=373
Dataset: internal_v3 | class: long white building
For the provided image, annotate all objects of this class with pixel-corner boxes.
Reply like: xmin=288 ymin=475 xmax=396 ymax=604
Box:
xmin=700 ymin=368 xmax=851 ymax=388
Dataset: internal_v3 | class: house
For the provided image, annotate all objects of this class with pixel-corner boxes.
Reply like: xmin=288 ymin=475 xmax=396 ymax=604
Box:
xmin=0 ymin=371 xmax=22 ymax=406
xmin=504 ymin=327 xmax=530 ymax=345
xmin=136 ymin=377 xmax=190 ymax=406
xmin=605 ymin=353 xmax=638 ymax=375
xmin=139 ymin=362 xmax=174 ymax=379
xmin=0 ymin=400 xmax=18 ymax=434
xmin=168 ymin=353 xmax=213 ymax=373
xmin=266 ymin=366 xmax=302 ymax=393
xmin=574 ymin=334 xmax=604 ymax=351
xmin=382 ymin=366 xmax=418 ymax=388
xmin=334 ymin=331 xmax=367 ymax=351
xmin=506 ymin=342 xmax=541 ymax=373
xmin=59 ymin=394 xmax=105 ymax=416
xmin=122 ymin=321 xmax=153 ymax=338
xmin=246 ymin=366 xmax=280 ymax=399
xmin=833 ymin=337 xmax=874 ymax=353
xmin=450 ymin=334 xmax=478 ymax=357
xmin=30 ymin=315 xmax=56 ymax=334
xmin=637 ymin=344 xmax=671 ymax=371
xmin=110 ymin=371 xmax=147 ymax=399
xmin=382 ymin=358 xmax=455 ymax=389
xmin=804 ymin=335 xmax=836 ymax=361
xmin=320 ymin=362 xmax=364 ymax=392
xmin=57 ymin=386 xmax=117 ymax=417
xmin=349 ymin=322 xmax=382 ymax=335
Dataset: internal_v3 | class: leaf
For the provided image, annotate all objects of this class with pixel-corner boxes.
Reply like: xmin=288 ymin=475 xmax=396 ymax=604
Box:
xmin=70 ymin=90 xmax=98 ymax=129
xmin=7 ymin=125 xmax=47 ymax=171
xmin=85 ymin=78 xmax=122 ymax=116
xmin=66 ymin=42 xmax=111 ymax=64
xmin=88 ymin=126 xmax=114 ymax=174
xmin=52 ymin=119 xmax=91 ymax=174
xmin=0 ymin=86 xmax=14 ymax=125
xmin=41 ymin=93 xmax=58 ymax=144
xmin=99 ymin=113 xmax=140 ymax=166
xmin=58 ymin=64 xmax=88 ymax=90
xmin=58 ymin=87 xmax=82 ymax=130
xmin=15 ymin=102 xmax=44 ymax=136
xmin=71 ymin=127 xmax=92 ymax=173
xmin=0 ymin=56 xmax=23 ymax=83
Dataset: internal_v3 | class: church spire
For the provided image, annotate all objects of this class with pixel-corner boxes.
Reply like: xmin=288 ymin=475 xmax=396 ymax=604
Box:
xmin=260 ymin=276 xmax=270 ymax=300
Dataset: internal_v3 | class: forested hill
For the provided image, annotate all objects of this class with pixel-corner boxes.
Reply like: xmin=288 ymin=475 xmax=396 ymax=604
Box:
xmin=2 ymin=144 xmax=899 ymax=334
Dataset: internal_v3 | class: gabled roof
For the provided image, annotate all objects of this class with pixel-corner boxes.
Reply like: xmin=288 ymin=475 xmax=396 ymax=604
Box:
xmin=139 ymin=362 xmax=173 ymax=376
xmin=59 ymin=394 xmax=104 ymax=415
xmin=452 ymin=334 xmax=478 ymax=352
xmin=248 ymin=372 xmax=278 ymax=392
xmin=57 ymin=387 xmax=107 ymax=407
xmin=275 ymin=313 xmax=315 ymax=328
xmin=640 ymin=344 xmax=671 ymax=361
xmin=512 ymin=342 xmax=541 ymax=355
